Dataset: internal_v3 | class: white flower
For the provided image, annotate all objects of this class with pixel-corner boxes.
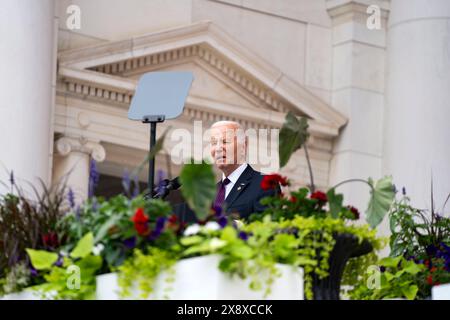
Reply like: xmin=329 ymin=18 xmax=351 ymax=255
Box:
xmin=183 ymin=224 xmax=201 ymax=236
xmin=233 ymin=219 xmax=244 ymax=229
xmin=92 ymin=243 xmax=104 ymax=256
xmin=208 ymin=237 xmax=226 ymax=250
xmin=204 ymin=221 xmax=221 ymax=231
xmin=59 ymin=250 xmax=69 ymax=257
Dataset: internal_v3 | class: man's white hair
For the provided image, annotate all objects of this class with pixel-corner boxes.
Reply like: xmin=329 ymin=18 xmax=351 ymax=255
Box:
xmin=210 ymin=120 xmax=242 ymax=130
xmin=210 ymin=120 xmax=246 ymax=144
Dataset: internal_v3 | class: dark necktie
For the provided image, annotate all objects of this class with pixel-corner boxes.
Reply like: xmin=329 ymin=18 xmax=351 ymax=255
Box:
xmin=214 ymin=178 xmax=231 ymax=209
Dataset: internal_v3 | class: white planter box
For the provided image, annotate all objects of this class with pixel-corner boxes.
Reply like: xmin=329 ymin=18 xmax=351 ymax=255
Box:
xmin=0 ymin=289 xmax=44 ymax=300
xmin=432 ymin=283 xmax=450 ymax=300
xmin=96 ymin=254 xmax=304 ymax=300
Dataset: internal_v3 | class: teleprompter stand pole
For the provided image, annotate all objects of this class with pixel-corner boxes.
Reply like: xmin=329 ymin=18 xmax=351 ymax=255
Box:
xmin=143 ymin=115 xmax=165 ymax=199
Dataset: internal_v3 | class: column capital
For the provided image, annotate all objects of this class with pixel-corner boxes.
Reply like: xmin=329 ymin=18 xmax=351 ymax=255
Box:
xmin=55 ymin=136 xmax=106 ymax=162
xmin=326 ymin=0 xmax=390 ymax=25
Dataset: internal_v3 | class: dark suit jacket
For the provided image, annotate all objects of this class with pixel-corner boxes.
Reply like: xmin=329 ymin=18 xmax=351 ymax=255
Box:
xmin=170 ymin=165 xmax=280 ymax=224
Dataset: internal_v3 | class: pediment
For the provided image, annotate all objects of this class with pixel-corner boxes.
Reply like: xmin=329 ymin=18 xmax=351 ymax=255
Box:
xmin=58 ymin=21 xmax=347 ymax=138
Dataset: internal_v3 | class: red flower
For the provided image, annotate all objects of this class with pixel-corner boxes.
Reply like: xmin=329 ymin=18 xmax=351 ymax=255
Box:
xmin=260 ymin=174 xmax=289 ymax=190
xmin=168 ymin=214 xmax=177 ymax=225
xmin=310 ymin=191 xmax=327 ymax=203
xmin=167 ymin=214 xmax=178 ymax=230
xmin=347 ymin=206 xmax=360 ymax=220
xmin=427 ymin=275 xmax=433 ymax=285
xmin=132 ymin=207 xmax=150 ymax=236
xmin=289 ymin=195 xmax=297 ymax=203
xmin=430 ymin=267 xmax=437 ymax=273
xmin=42 ymin=232 xmax=59 ymax=248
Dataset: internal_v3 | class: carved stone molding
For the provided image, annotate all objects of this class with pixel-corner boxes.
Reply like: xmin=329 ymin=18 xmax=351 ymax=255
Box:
xmin=56 ymin=136 xmax=106 ymax=162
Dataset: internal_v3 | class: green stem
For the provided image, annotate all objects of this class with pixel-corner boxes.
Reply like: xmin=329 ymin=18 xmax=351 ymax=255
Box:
xmin=303 ymin=144 xmax=315 ymax=192
xmin=331 ymin=179 xmax=374 ymax=192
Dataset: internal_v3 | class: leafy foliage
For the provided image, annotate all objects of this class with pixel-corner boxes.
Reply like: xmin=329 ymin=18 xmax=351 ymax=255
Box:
xmin=348 ymin=256 xmax=425 ymax=300
xmin=117 ymin=247 xmax=177 ymax=299
xmin=26 ymin=233 xmax=102 ymax=300
xmin=387 ymin=193 xmax=450 ymax=298
xmin=278 ymin=111 xmax=309 ymax=168
xmin=365 ymin=176 xmax=396 ymax=228
xmin=179 ymin=161 xmax=216 ymax=221
xmin=62 ymin=195 xmax=179 ymax=271
xmin=0 ymin=177 xmax=70 ymax=289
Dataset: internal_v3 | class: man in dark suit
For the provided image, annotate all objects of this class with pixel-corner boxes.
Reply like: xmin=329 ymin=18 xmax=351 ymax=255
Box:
xmin=172 ymin=120 xmax=279 ymax=223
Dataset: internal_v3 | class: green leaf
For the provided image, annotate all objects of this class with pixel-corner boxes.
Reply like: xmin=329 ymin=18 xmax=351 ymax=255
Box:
xmin=402 ymin=260 xmax=424 ymax=275
xmin=229 ymin=244 xmax=253 ymax=259
xmin=70 ymin=232 xmax=94 ymax=259
xmin=365 ymin=176 xmax=395 ymax=228
xmin=379 ymin=256 xmax=402 ymax=268
xmin=401 ymin=285 xmax=418 ymax=300
xmin=179 ymin=161 xmax=216 ymax=221
xmin=327 ymin=188 xmax=344 ymax=219
xmin=26 ymin=249 xmax=59 ymax=270
xmin=77 ymin=255 xmax=103 ymax=275
xmin=94 ymin=215 xmax=121 ymax=243
xmin=278 ymin=111 xmax=309 ymax=168
xmin=180 ymin=236 xmax=204 ymax=246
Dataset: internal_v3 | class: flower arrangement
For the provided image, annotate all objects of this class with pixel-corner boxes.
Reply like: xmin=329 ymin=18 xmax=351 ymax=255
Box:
xmin=0 ymin=113 xmax=393 ymax=300
xmin=347 ymin=188 xmax=450 ymax=299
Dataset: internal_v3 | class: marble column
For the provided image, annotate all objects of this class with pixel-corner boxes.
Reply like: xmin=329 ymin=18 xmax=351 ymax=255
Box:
xmin=327 ymin=0 xmax=390 ymax=212
xmin=0 ymin=0 xmax=57 ymax=195
xmin=53 ymin=137 xmax=106 ymax=203
xmin=383 ymin=0 xmax=450 ymax=210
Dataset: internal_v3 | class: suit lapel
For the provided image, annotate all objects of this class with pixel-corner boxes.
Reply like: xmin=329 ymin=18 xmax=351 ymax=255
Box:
xmin=224 ymin=165 xmax=255 ymax=209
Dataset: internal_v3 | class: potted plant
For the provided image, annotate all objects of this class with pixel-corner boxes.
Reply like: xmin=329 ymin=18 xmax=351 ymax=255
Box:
xmin=346 ymin=188 xmax=450 ymax=299
xmin=0 ymin=176 xmax=69 ymax=299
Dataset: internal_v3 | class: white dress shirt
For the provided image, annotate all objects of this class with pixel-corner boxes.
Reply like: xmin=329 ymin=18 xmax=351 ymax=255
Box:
xmin=222 ymin=163 xmax=248 ymax=199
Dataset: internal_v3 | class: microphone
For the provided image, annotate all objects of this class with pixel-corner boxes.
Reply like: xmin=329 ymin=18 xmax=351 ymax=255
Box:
xmin=152 ymin=177 xmax=181 ymax=199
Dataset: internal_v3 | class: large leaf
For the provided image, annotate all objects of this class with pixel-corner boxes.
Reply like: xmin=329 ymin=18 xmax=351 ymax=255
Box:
xmin=401 ymin=285 xmax=419 ymax=300
xmin=278 ymin=111 xmax=309 ymax=168
xmin=70 ymin=232 xmax=94 ymax=259
xmin=26 ymin=249 xmax=58 ymax=270
xmin=327 ymin=188 xmax=344 ymax=219
xmin=365 ymin=176 xmax=395 ymax=228
xmin=179 ymin=161 xmax=216 ymax=221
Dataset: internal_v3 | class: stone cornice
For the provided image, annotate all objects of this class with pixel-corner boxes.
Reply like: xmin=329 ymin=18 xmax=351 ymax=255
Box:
xmin=326 ymin=0 xmax=390 ymax=25
xmin=56 ymin=68 xmax=339 ymax=138
xmin=56 ymin=136 xmax=106 ymax=162
xmin=58 ymin=21 xmax=347 ymax=130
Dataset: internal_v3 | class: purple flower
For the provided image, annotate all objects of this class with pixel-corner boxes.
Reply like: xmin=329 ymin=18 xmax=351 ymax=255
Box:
xmin=88 ymin=159 xmax=100 ymax=198
xmin=402 ymin=187 xmax=407 ymax=195
xmin=426 ymin=244 xmax=438 ymax=256
xmin=238 ymin=231 xmax=248 ymax=241
xmin=148 ymin=216 xmax=167 ymax=241
xmin=217 ymin=215 xmax=228 ymax=228
xmin=75 ymin=205 xmax=82 ymax=220
xmin=122 ymin=168 xmax=131 ymax=195
xmin=156 ymin=170 xmax=166 ymax=195
xmin=54 ymin=255 xmax=63 ymax=267
xmin=123 ymin=236 xmax=137 ymax=249
xmin=29 ymin=266 xmax=38 ymax=277
xmin=132 ymin=174 xmax=140 ymax=198
xmin=91 ymin=198 xmax=99 ymax=212
xmin=392 ymin=184 xmax=398 ymax=194
xmin=67 ymin=188 xmax=75 ymax=209
xmin=213 ymin=205 xmax=223 ymax=217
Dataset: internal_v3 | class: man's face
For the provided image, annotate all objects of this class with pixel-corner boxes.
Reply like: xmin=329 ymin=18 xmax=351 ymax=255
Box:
xmin=210 ymin=124 xmax=245 ymax=171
